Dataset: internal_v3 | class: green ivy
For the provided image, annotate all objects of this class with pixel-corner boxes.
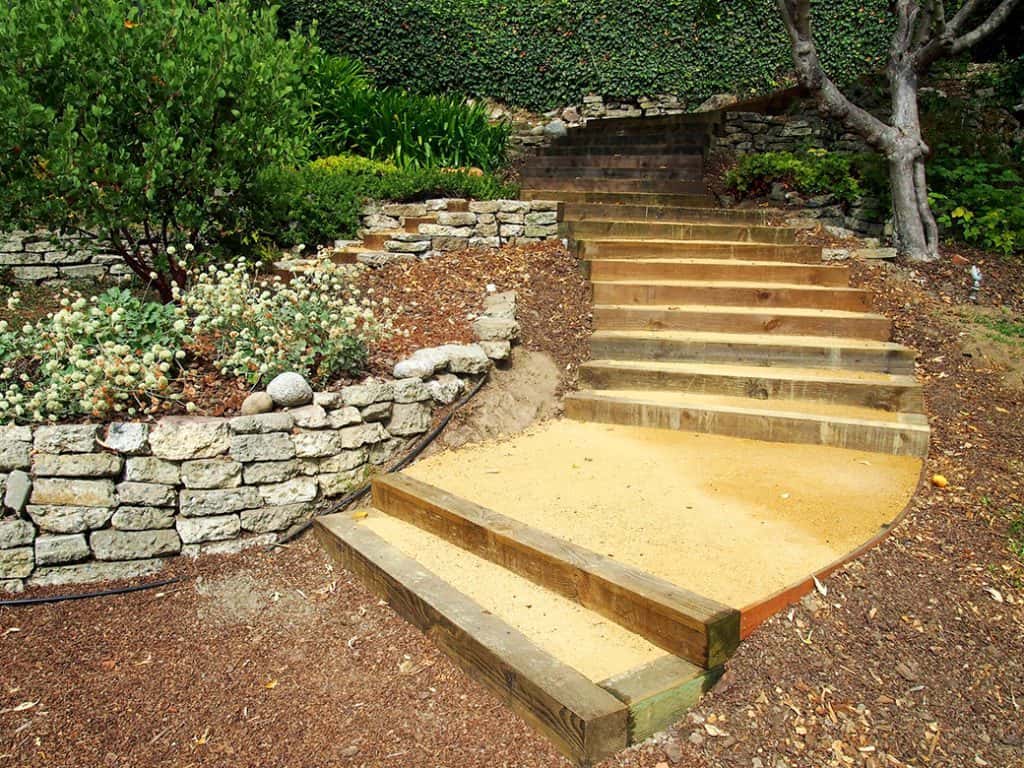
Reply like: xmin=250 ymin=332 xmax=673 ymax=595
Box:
xmin=279 ymin=0 xmax=893 ymax=111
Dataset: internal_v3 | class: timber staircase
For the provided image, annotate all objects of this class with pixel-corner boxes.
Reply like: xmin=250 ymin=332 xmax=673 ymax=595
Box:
xmin=315 ymin=113 xmax=930 ymax=766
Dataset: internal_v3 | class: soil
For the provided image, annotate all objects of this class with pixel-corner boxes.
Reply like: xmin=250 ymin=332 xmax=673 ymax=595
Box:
xmin=2 ymin=252 xmax=1023 ymax=768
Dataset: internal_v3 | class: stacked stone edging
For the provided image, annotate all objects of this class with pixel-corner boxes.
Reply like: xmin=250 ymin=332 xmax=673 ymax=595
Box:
xmin=0 ymin=230 xmax=128 ymax=284
xmin=0 ymin=292 xmax=520 ymax=592
xmin=357 ymin=198 xmax=561 ymax=262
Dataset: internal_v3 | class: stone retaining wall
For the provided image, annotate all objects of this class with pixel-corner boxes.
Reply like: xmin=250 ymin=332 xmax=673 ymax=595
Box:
xmin=0 ymin=230 xmax=129 ymax=284
xmin=0 ymin=292 xmax=520 ymax=592
xmin=356 ymin=198 xmax=561 ymax=265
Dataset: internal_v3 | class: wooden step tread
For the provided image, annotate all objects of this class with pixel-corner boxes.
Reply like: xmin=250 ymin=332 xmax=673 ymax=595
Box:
xmin=592 ymin=329 xmax=908 ymax=351
xmin=594 ymin=303 xmax=884 ymax=319
xmin=582 ymin=359 xmax=919 ymax=386
xmin=372 ymin=474 xmax=740 ymax=669
xmin=593 ymin=279 xmax=863 ymax=292
xmin=568 ymin=389 xmax=929 ymax=427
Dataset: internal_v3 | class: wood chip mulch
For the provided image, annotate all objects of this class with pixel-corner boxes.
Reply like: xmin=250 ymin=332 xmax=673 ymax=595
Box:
xmin=2 ymin=251 xmax=1022 ymax=768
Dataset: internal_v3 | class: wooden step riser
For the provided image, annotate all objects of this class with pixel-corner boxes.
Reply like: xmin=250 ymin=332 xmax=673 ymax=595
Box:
xmin=589 ymin=336 xmax=917 ymax=376
xmin=563 ymin=204 xmax=769 ymax=226
xmin=593 ymin=308 xmax=892 ymax=340
xmin=522 ymin=167 xmax=703 ymax=181
xmin=531 ymin=154 xmax=704 ymax=170
xmin=563 ymin=131 xmax=711 ymax=146
xmin=361 ymin=233 xmax=390 ymax=249
xmin=593 ymin=283 xmax=870 ymax=311
xmin=522 ymin=190 xmax=716 ymax=207
xmin=567 ymin=222 xmax=797 ymax=245
xmin=564 ymin=396 xmax=930 ymax=457
xmin=314 ymin=516 xmax=627 ymax=765
xmin=579 ymin=241 xmax=821 ymax=263
xmin=590 ymin=261 xmax=849 ymax=286
xmin=372 ymin=475 xmax=740 ymax=669
xmin=579 ymin=366 xmax=924 ymax=413
xmin=537 ymin=144 xmax=707 ymax=157
xmin=531 ymin=179 xmax=708 ymax=194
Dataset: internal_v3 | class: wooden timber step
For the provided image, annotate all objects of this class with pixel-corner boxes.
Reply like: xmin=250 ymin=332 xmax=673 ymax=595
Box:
xmin=579 ymin=360 xmax=923 ymax=412
xmin=522 ymin=166 xmax=703 ymax=181
xmin=594 ymin=304 xmax=892 ymax=340
xmin=563 ymin=203 xmax=770 ymax=226
xmin=589 ymin=259 xmax=849 ymax=286
xmin=578 ymin=239 xmax=821 ymax=263
xmin=525 ymin=178 xmax=708 ymax=194
xmin=592 ymin=280 xmax=870 ymax=311
xmin=565 ymin=220 xmax=797 ymax=245
xmin=575 ymin=112 xmax=721 ymax=131
xmin=371 ymin=473 xmax=740 ymax=668
xmin=535 ymin=143 xmax=707 ymax=156
xmin=589 ymin=330 xmax=918 ymax=375
xmin=521 ymin=189 xmax=716 ymax=207
xmin=563 ymin=129 xmax=711 ymax=146
xmin=532 ymin=154 xmax=705 ymax=170
xmin=563 ymin=389 xmax=931 ymax=456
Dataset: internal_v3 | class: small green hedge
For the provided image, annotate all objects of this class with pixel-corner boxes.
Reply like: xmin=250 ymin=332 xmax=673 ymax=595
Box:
xmin=247 ymin=154 xmax=518 ymax=248
xmin=725 ymin=150 xmax=883 ymax=205
xmin=280 ymin=0 xmax=894 ymax=111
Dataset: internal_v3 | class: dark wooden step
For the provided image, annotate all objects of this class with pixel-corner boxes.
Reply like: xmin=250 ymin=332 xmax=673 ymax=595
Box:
xmin=589 ymin=259 xmax=848 ymax=286
xmin=592 ymin=280 xmax=871 ymax=311
xmin=578 ymin=239 xmax=821 ymax=263
xmin=565 ymin=220 xmax=797 ymax=245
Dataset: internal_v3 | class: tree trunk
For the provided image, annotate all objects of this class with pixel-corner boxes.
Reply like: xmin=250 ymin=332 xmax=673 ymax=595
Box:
xmin=887 ymin=60 xmax=940 ymax=261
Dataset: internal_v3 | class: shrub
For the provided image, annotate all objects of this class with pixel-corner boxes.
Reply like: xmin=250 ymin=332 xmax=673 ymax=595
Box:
xmin=0 ymin=288 xmax=190 ymax=423
xmin=249 ymin=155 xmax=518 ymax=248
xmin=928 ymin=153 xmax=1024 ymax=256
xmin=0 ymin=0 xmax=314 ymax=301
xmin=181 ymin=259 xmax=389 ymax=386
xmin=725 ymin=150 xmax=865 ymax=204
xmin=306 ymin=50 xmax=510 ymax=171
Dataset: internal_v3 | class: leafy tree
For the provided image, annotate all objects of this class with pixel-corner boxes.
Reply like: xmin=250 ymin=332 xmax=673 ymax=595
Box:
xmin=0 ymin=0 xmax=314 ymax=300
xmin=771 ymin=0 xmax=1021 ymax=260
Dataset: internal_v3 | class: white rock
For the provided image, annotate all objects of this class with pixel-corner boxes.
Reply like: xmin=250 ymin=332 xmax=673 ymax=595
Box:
xmin=33 ymin=424 xmax=97 ymax=454
xmin=229 ymin=433 xmax=296 ymax=463
xmin=180 ymin=459 xmax=243 ymax=490
xmin=149 ymin=418 xmax=230 ymax=461
xmin=90 ymin=529 xmax=181 ymax=560
xmin=426 ymin=374 xmax=464 ymax=404
xmin=27 ymin=505 xmax=113 ymax=533
xmin=240 ymin=504 xmax=311 ymax=533
xmin=393 ymin=378 xmax=431 ymax=403
xmin=111 ymin=506 xmax=175 ymax=531
xmin=480 ymin=340 xmax=511 ymax=360
xmin=242 ymin=460 xmax=300 ymax=485
xmin=240 ymin=391 xmax=274 ymax=415
xmin=266 ymin=372 xmax=313 ymax=407
xmin=35 ymin=534 xmax=90 ymax=566
xmin=0 ymin=547 xmax=33 ymax=579
xmin=229 ymin=412 xmax=294 ymax=434
xmin=179 ymin=487 xmax=261 ymax=518
xmin=341 ymin=379 xmax=394 ymax=407
xmin=102 ymin=423 xmax=150 ymax=454
xmin=29 ymin=558 xmax=165 ymax=587
xmin=124 ymin=456 xmax=181 ymax=485
xmin=289 ymin=404 xmax=330 ymax=429
xmin=32 ymin=453 xmax=123 ymax=478
xmin=3 ymin=469 xmax=31 ymax=514
xmin=327 ymin=406 xmax=363 ymax=428
xmin=258 ymin=477 xmax=317 ymax=506
xmin=387 ymin=403 xmax=432 ymax=436
xmin=31 ymin=478 xmax=116 ymax=507
xmin=0 ymin=518 xmax=34 ymax=549
xmin=116 ymin=482 xmax=176 ymax=507
xmin=176 ymin=515 xmax=240 ymax=544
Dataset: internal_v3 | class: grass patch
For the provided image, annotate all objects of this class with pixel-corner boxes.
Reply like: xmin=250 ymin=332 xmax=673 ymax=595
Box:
xmin=1010 ymin=506 xmax=1024 ymax=563
xmin=972 ymin=312 xmax=1024 ymax=346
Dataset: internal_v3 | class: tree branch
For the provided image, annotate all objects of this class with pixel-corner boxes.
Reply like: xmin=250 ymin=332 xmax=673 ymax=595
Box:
xmin=776 ymin=0 xmax=893 ymax=149
xmin=951 ymin=0 xmax=1023 ymax=55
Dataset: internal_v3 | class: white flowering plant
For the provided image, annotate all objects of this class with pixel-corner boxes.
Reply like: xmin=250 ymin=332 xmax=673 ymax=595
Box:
xmin=181 ymin=257 xmax=389 ymax=386
xmin=0 ymin=287 xmax=190 ymax=423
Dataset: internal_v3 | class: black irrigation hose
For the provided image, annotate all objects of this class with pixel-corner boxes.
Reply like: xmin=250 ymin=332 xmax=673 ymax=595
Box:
xmin=270 ymin=372 xmax=490 ymax=549
xmin=0 ymin=576 xmax=183 ymax=609
xmin=0 ymin=374 xmax=489 ymax=607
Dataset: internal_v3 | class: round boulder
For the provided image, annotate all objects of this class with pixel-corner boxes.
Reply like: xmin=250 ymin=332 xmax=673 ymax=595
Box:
xmin=240 ymin=391 xmax=274 ymax=415
xmin=266 ymin=373 xmax=313 ymax=408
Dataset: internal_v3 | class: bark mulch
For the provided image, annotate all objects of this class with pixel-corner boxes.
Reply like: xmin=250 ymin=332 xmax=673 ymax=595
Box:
xmin=2 ymin=253 xmax=1022 ymax=768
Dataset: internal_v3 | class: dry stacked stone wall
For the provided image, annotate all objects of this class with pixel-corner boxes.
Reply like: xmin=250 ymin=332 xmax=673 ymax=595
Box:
xmin=0 ymin=293 xmax=520 ymax=592
xmin=0 ymin=230 xmax=129 ymax=284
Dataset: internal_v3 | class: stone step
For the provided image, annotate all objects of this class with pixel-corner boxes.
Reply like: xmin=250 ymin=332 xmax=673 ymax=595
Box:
xmin=565 ymin=221 xmax=798 ymax=245
xmin=593 ymin=304 xmax=892 ymax=340
xmin=521 ymin=189 xmax=717 ymax=207
xmin=578 ymin=239 xmax=821 ymax=263
xmin=563 ymin=202 xmax=771 ymax=226
xmin=521 ymin=178 xmax=708 ymax=194
xmin=564 ymin=390 xmax=930 ymax=456
xmin=579 ymin=360 xmax=923 ymax=413
xmin=589 ymin=330 xmax=917 ymax=375
xmin=521 ymin=166 xmax=703 ymax=181
xmin=589 ymin=259 xmax=848 ymax=286
xmin=592 ymin=280 xmax=870 ymax=311
xmin=529 ymin=153 xmax=705 ymax=170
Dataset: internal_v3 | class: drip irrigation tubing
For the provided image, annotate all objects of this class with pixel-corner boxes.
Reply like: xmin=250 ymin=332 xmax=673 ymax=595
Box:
xmin=0 ymin=576 xmax=183 ymax=608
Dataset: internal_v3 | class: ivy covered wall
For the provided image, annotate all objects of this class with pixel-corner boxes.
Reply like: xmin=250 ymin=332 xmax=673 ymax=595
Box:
xmin=279 ymin=0 xmax=893 ymax=111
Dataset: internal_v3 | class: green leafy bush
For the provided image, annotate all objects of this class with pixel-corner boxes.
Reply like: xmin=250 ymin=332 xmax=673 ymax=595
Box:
xmin=307 ymin=50 xmax=510 ymax=171
xmin=280 ymin=0 xmax=894 ymax=111
xmin=0 ymin=0 xmax=314 ymax=300
xmin=928 ymin=154 xmax=1024 ymax=256
xmin=0 ymin=288 xmax=190 ymax=422
xmin=249 ymin=154 xmax=518 ymax=248
xmin=725 ymin=150 xmax=866 ymax=204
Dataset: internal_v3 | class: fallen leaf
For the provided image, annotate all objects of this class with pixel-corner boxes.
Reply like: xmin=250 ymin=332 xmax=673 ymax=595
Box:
xmin=0 ymin=701 xmax=37 ymax=714
xmin=984 ymin=587 xmax=1003 ymax=604
xmin=264 ymin=679 xmax=278 ymax=689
